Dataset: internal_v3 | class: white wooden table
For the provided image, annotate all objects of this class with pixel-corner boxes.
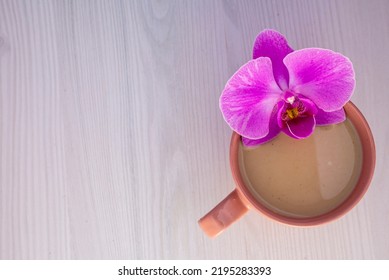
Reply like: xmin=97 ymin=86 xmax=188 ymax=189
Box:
xmin=0 ymin=0 xmax=388 ymax=259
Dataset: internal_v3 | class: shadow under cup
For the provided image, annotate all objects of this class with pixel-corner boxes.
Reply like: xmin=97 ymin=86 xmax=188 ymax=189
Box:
xmin=199 ymin=102 xmax=375 ymax=238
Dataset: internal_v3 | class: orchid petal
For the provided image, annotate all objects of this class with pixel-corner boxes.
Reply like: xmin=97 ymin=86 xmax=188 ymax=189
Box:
xmin=242 ymin=112 xmax=281 ymax=146
xmin=276 ymin=101 xmax=287 ymax=128
xmin=284 ymin=48 xmax=355 ymax=112
xmin=220 ymin=57 xmax=283 ymax=139
xmin=282 ymin=115 xmax=316 ymax=139
xmin=315 ymin=107 xmax=346 ymax=125
xmin=253 ymin=29 xmax=294 ymax=91
xmin=298 ymin=96 xmax=318 ymax=115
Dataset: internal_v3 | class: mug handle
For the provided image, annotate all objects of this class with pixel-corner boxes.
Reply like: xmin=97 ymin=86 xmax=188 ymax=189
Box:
xmin=198 ymin=189 xmax=249 ymax=237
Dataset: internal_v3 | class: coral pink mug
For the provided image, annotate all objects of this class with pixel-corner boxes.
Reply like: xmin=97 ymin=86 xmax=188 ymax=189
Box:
xmin=199 ymin=102 xmax=375 ymax=237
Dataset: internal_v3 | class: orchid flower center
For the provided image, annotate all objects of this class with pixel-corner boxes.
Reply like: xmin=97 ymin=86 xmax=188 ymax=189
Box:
xmin=286 ymin=107 xmax=299 ymax=119
xmin=281 ymin=96 xmax=306 ymax=123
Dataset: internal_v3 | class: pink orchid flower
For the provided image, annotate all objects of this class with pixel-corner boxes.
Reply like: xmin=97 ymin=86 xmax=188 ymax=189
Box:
xmin=220 ymin=29 xmax=355 ymax=146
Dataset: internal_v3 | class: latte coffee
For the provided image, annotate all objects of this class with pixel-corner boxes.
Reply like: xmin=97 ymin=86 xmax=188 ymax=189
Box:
xmin=238 ymin=119 xmax=363 ymax=218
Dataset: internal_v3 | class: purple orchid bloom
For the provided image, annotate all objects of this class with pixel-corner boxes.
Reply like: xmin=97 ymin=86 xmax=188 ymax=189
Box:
xmin=220 ymin=29 xmax=355 ymax=146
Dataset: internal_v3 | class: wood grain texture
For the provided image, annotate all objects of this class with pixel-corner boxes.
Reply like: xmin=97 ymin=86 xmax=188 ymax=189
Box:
xmin=0 ymin=0 xmax=388 ymax=259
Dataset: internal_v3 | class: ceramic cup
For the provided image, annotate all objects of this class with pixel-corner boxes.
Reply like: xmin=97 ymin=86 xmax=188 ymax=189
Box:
xmin=198 ymin=102 xmax=375 ymax=237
